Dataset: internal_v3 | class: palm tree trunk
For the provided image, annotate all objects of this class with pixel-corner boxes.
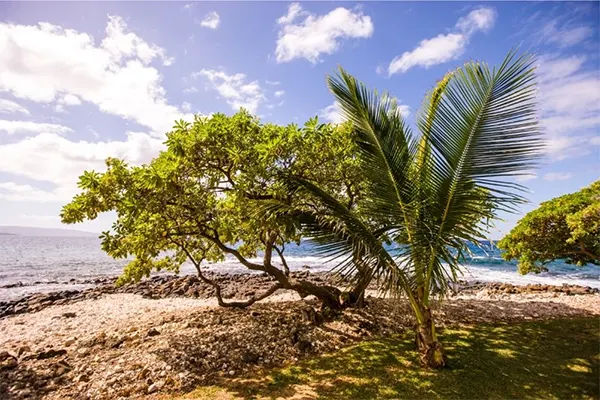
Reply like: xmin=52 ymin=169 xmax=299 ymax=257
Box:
xmin=415 ymin=306 xmax=446 ymax=368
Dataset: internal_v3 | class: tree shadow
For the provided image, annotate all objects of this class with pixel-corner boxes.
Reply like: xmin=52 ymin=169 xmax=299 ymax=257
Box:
xmin=178 ymin=315 xmax=599 ymax=400
xmin=0 ymin=359 xmax=65 ymax=400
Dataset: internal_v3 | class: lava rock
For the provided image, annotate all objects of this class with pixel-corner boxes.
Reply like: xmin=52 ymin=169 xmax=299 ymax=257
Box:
xmin=241 ymin=351 xmax=259 ymax=363
xmin=36 ymin=349 xmax=67 ymax=360
xmin=147 ymin=328 xmax=161 ymax=337
xmin=295 ymin=340 xmax=312 ymax=353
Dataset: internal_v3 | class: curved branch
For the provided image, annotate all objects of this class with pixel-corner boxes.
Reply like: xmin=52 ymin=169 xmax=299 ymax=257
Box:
xmin=213 ymin=282 xmax=282 ymax=308
xmin=274 ymin=244 xmax=290 ymax=276
xmin=173 ymin=238 xmax=281 ymax=308
xmin=578 ymin=242 xmax=599 ymax=261
xmin=200 ymin=229 xmax=266 ymax=271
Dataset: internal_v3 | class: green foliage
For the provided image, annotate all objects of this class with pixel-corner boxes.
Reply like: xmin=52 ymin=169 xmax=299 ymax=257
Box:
xmin=183 ymin=317 xmax=599 ymax=399
xmin=498 ymin=180 xmax=600 ymax=274
xmin=264 ymin=50 xmax=542 ymax=365
xmin=61 ymin=111 xmax=363 ymax=286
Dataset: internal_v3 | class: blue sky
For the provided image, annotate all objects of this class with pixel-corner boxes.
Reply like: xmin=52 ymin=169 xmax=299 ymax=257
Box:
xmin=0 ymin=1 xmax=598 ymax=238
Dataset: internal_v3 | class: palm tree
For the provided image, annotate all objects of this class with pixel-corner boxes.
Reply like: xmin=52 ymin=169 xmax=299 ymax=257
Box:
xmin=268 ymin=51 xmax=542 ymax=368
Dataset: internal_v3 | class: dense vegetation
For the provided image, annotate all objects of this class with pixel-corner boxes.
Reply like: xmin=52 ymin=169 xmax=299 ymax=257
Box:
xmin=262 ymin=50 xmax=541 ymax=367
xmin=62 ymin=50 xmax=542 ymax=368
xmin=61 ymin=113 xmax=370 ymax=309
xmin=499 ymin=180 xmax=600 ymax=274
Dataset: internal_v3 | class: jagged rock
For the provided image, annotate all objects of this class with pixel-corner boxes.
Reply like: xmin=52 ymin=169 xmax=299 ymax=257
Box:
xmin=241 ymin=351 xmax=259 ymax=363
xmin=77 ymin=348 xmax=90 ymax=357
xmin=0 ymin=356 xmax=17 ymax=370
xmin=36 ymin=349 xmax=67 ymax=360
xmin=17 ymin=345 xmax=31 ymax=358
xmin=0 ymin=350 xmax=15 ymax=361
xmin=147 ymin=380 xmax=164 ymax=394
xmin=295 ymin=339 xmax=312 ymax=353
xmin=147 ymin=328 xmax=160 ymax=337
xmin=107 ymin=336 xmax=125 ymax=349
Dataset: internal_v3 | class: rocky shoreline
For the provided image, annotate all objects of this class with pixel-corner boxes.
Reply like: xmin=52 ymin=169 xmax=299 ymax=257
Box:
xmin=2 ymin=271 xmax=599 ymax=319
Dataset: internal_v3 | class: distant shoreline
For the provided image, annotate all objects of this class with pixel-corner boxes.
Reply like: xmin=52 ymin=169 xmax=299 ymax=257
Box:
xmin=0 ymin=225 xmax=99 ymax=237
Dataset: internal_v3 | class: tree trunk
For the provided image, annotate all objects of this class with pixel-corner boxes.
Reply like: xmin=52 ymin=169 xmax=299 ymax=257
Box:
xmin=415 ymin=307 xmax=446 ymax=368
xmin=344 ymin=271 xmax=371 ymax=307
xmin=290 ymin=279 xmax=344 ymax=310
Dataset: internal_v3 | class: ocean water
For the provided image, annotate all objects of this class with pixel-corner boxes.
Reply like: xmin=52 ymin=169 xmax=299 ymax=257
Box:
xmin=0 ymin=236 xmax=598 ymax=301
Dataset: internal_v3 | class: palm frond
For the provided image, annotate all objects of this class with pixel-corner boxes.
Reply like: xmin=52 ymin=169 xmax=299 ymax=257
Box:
xmin=327 ymin=68 xmax=417 ymax=230
xmin=424 ymin=49 xmax=542 ymax=241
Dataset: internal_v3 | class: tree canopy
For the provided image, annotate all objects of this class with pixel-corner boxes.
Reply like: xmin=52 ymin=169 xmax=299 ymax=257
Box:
xmin=263 ymin=50 xmax=542 ymax=367
xmin=498 ymin=180 xmax=600 ymax=274
xmin=61 ymin=111 xmax=368 ymax=308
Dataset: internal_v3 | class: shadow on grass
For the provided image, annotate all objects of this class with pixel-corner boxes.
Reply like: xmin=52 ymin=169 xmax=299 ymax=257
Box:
xmin=181 ymin=317 xmax=599 ymax=400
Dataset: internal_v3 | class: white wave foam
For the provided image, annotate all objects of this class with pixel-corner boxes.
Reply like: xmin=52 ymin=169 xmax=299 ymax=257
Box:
xmin=461 ymin=265 xmax=600 ymax=288
xmin=185 ymin=256 xmax=600 ymax=288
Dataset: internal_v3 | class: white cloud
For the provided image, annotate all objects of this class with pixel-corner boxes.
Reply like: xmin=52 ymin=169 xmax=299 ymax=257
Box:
xmin=181 ymin=101 xmax=192 ymax=112
xmin=274 ymin=90 xmax=285 ymax=98
xmin=275 ymin=3 xmax=374 ymax=63
xmin=319 ymin=102 xmax=344 ymax=123
xmin=388 ymin=7 xmax=496 ymax=75
xmin=60 ymin=94 xmax=82 ymax=106
xmin=0 ymin=132 xmax=165 ymax=202
xmin=199 ymin=12 xmax=220 ymax=29
xmin=0 ymin=99 xmax=30 ymax=115
xmin=455 ymin=7 xmax=497 ymax=35
xmin=396 ymin=104 xmax=411 ymax=118
xmin=515 ymin=172 xmax=538 ymax=183
xmin=590 ymin=137 xmax=600 ymax=146
xmin=0 ymin=16 xmax=191 ymax=136
xmin=540 ymin=20 xmax=593 ymax=48
xmin=536 ymin=54 xmax=600 ymax=160
xmin=319 ymin=100 xmax=409 ymax=124
xmin=537 ymin=55 xmax=586 ymax=83
xmin=543 ymin=172 xmax=574 ymax=181
xmin=265 ymin=80 xmax=281 ymax=86
xmin=0 ymin=120 xmax=73 ymax=135
xmin=276 ymin=3 xmax=306 ymax=25
xmin=0 ymin=182 xmax=65 ymax=202
xmin=195 ymin=69 xmax=265 ymax=114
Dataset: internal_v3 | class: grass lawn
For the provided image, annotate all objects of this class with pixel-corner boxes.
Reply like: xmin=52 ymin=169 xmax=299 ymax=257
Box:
xmin=176 ymin=317 xmax=599 ymax=400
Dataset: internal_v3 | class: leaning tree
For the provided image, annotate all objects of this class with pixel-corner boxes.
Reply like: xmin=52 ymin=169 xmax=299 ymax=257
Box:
xmin=61 ymin=111 xmax=371 ymax=309
xmin=262 ymin=51 xmax=542 ymax=367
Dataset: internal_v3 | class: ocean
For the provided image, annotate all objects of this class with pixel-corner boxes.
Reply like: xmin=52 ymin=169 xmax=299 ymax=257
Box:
xmin=0 ymin=235 xmax=598 ymax=301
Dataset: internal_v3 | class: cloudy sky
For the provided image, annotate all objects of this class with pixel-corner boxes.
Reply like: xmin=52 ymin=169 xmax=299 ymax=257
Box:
xmin=0 ymin=1 xmax=598 ymax=238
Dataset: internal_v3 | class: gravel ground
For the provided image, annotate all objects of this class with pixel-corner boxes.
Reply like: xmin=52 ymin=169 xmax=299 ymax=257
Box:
xmin=0 ymin=289 xmax=598 ymax=400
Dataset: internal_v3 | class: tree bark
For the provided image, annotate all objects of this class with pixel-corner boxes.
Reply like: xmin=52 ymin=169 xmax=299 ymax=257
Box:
xmin=175 ymin=231 xmax=368 ymax=311
xmin=344 ymin=270 xmax=371 ymax=307
xmin=289 ymin=279 xmax=344 ymax=310
xmin=415 ymin=306 xmax=446 ymax=368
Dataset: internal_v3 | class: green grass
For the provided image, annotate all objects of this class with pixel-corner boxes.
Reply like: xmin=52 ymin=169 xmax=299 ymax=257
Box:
xmin=179 ymin=318 xmax=599 ymax=400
